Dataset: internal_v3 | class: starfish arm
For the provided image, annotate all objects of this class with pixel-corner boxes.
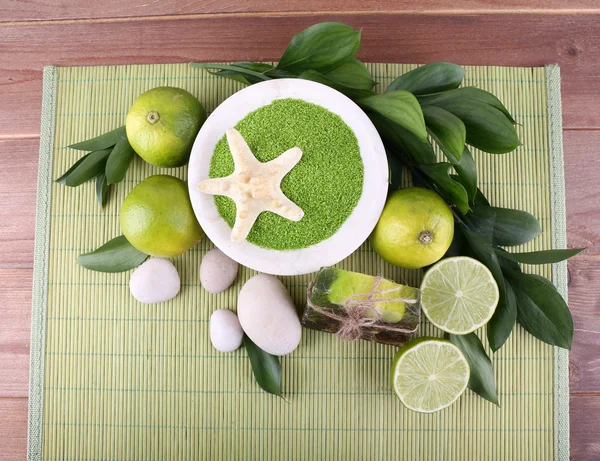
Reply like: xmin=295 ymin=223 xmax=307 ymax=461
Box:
xmin=230 ymin=207 xmax=261 ymax=242
xmin=266 ymin=147 xmax=303 ymax=178
xmin=267 ymin=193 xmax=304 ymax=222
xmin=226 ymin=128 xmax=259 ymax=172
xmin=197 ymin=177 xmax=234 ymax=197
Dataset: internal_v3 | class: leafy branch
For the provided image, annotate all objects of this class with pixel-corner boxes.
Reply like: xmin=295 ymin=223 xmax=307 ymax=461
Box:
xmin=190 ymin=21 xmax=584 ymax=403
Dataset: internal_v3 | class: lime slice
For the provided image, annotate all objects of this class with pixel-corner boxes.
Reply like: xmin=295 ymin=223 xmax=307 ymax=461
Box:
xmin=420 ymin=256 xmax=499 ymax=335
xmin=391 ymin=337 xmax=470 ymax=413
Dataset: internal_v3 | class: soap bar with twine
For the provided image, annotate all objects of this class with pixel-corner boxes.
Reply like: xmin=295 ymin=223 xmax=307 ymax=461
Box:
xmin=301 ymin=267 xmax=421 ymax=346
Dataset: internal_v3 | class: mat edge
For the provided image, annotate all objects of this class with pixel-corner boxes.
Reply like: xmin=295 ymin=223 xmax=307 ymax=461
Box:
xmin=27 ymin=65 xmax=57 ymax=461
xmin=546 ymin=63 xmax=570 ymax=461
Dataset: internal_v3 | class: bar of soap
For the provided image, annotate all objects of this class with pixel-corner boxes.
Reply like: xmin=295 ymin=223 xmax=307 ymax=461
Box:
xmin=302 ymin=267 xmax=420 ymax=346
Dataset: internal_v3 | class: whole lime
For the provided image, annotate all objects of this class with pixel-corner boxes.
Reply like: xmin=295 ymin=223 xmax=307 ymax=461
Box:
xmin=370 ymin=187 xmax=454 ymax=269
xmin=120 ymin=175 xmax=203 ymax=257
xmin=126 ymin=87 xmax=206 ymax=168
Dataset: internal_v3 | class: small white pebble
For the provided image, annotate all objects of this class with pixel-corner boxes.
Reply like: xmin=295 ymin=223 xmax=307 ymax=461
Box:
xmin=130 ymin=258 xmax=180 ymax=304
xmin=200 ymin=248 xmax=239 ymax=293
xmin=210 ymin=309 xmax=244 ymax=353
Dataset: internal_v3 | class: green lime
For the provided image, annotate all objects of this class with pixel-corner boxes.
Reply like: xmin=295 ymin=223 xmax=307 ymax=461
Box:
xmin=126 ymin=87 xmax=206 ymax=168
xmin=420 ymin=256 xmax=499 ymax=335
xmin=370 ymin=187 xmax=454 ymax=269
xmin=391 ymin=337 xmax=470 ymax=413
xmin=120 ymin=175 xmax=203 ymax=257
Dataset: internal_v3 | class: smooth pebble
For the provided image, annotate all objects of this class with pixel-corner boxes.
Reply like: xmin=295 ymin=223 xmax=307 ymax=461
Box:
xmin=129 ymin=258 xmax=180 ymax=304
xmin=200 ymin=248 xmax=239 ymax=293
xmin=210 ymin=309 xmax=244 ymax=352
xmin=237 ymin=274 xmax=301 ymax=356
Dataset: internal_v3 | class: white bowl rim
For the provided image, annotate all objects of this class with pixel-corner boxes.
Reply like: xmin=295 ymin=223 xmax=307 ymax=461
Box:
xmin=188 ymin=78 xmax=388 ymax=276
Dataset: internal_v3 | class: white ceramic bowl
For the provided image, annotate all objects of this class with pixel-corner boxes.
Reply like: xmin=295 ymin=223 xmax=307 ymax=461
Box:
xmin=188 ymin=79 xmax=388 ymax=276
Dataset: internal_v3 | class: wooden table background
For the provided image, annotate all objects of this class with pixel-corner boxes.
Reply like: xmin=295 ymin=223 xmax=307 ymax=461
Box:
xmin=1 ymin=1 xmax=599 ymax=459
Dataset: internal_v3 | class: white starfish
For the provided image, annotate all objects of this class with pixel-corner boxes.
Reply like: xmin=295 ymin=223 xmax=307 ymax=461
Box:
xmin=198 ymin=128 xmax=304 ymax=242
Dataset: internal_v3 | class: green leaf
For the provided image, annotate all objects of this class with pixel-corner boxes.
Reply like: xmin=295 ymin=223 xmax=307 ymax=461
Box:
xmin=298 ymin=70 xmax=375 ymax=99
xmin=496 ymin=248 xmax=584 ymax=264
xmin=77 ymin=235 xmax=148 ymax=273
xmin=358 ymin=91 xmax=427 ymax=142
xmin=419 ymin=87 xmax=516 ymax=124
xmin=387 ymin=62 xmax=465 ymax=95
xmin=453 ymin=147 xmax=477 ymax=201
xmin=369 ymin=113 xmax=436 ymax=164
xmin=487 ymin=279 xmax=517 ymax=352
xmin=447 ymin=333 xmax=499 ymax=406
xmin=510 ymin=272 xmax=574 ymax=349
xmin=276 ymin=22 xmax=361 ymax=74
xmin=189 ymin=62 xmax=272 ymax=83
xmin=105 ymin=137 xmax=135 ymax=185
xmin=56 ymin=149 xmax=111 ymax=187
xmin=422 ymin=105 xmax=466 ymax=164
xmin=68 ymin=126 xmax=126 ymax=151
xmin=95 ymin=173 xmax=109 ymax=208
xmin=424 ymin=98 xmax=520 ymax=154
xmin=243 ymin=335 xmax=283 ymax=397
xmin=465 ymin=205 xmax=541 ymax=246
xmin=213 ymin=62 xmax=275 ymax=85
xmin=474 ymin=187 xmax=490 ymax=206
xmin=387 ymin=150 xmax=404 ymax=190
xmin=325 ymin=58 xmax=376 ymax=91
xmin=419 ymin=163 xmax=470 ymax=213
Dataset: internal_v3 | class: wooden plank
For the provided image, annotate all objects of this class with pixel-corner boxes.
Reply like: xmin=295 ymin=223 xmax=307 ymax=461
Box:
xmin=1 ymin=0 xmax=599 ymax=23
xmin=571 ymin=395 xmax=600 ymax=460
xmin=0 ymin=139 xmax=37 ymax=269
xmin=1 ymin=14 xmax=600 ymax=137
xmin=0 ymin=398 xmax=28 ymax=460
xmin=0 ymin=269 xmax=31 ymax=398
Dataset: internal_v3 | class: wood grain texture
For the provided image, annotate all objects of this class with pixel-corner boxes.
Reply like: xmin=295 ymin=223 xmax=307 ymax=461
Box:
xmin=0 ymin=139 xmax=38 ymax=269
xmin=0 ymin=398 xmax=28 ymax=460
xmin=1 ymin=14 xmax=600 ymax=137
xmin=571 ymin=396 xmax=600 ymax=460
xmin=1 ymin=0 xmax=599 ymax=23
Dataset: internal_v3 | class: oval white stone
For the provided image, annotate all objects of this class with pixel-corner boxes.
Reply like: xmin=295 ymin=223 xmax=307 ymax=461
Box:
xmin=129 ymin=258 xmax=180 ymax=304
xmin=210 ymin=309 xmax=244 ymax=353
xmin=200 ymin=248 xmax=239 ymax=293
xmin=237 ymin=274 xmax=301 ymax=356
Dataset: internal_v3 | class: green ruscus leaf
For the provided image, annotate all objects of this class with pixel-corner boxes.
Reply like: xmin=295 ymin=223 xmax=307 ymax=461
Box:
xmin=487 ymin=279 xmax=518 ymax=352
xmin=358 ymin=90 xmax=427 ymax=142
xmin=509 ymin=272 xmax=574 ymax=349
xmin=419 ymin=87 xmax=516 ymax=124
xmin=418 ymin=163 xmax=470 ymax=213
xmin=496 ymin=248 xmax=584 ymax=265
xmin=298 ymin=70 xmax=375 ymax=99
xmin=447 ymin=333 xmax=499 ymax=406
xmin=56 ymin=148 xmax=111 ymax=187
xmin=325 ymin=58 xmax=376 ymax=91
xmin=95 ymin=173 xmax=109 ymax=208
xmin=276 ymin=22 xmax=361 ymax=74
xmin=105 ymin=137 xmax=136 ymax=185
xmin=189 ymin=62 xmax=274 ymax=85
xmin=77 ymin=235 xmax=148 ymax=273
xmin=387 ymin=62 xmax=465 ymax=95
xmin=453 ymin=147 xmax=477 ymax=201
xmin=424 ymin=98 xmax=520 ymax=154
xmin=464 ymin=205 xmax=541 ymax=246
xmin=243 ymin=335 xmax=283 ymax=398
xmin=68 ymin=126 xmax=126 ymax=151
xmin=422 ymin=105 xmax=466 ymax=164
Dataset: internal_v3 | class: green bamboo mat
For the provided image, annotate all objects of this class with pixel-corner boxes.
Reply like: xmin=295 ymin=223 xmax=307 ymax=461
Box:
xmin=29 ymin=63 xmax=568 ymax=461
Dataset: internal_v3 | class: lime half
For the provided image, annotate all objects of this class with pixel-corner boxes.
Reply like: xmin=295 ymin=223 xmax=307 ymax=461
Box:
xmin=391 ymin=337 xmax=470 ymax=413
xmin=420 ymin=256 xmax=499 ymax=335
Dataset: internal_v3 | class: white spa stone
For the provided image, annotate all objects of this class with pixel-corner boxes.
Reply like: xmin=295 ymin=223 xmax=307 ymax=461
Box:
xmin=200 ymin=248 xmax=239 ymax=293
xmin=129 ymin=258 xmax=180 ymax=304
xmin=237 ymin=274 xmax=301 ymax=356
xmin=210 ymin=309 xmax=244 ymax=353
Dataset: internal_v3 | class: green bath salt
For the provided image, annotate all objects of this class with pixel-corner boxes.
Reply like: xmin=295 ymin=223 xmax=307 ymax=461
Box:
xmin=209 ymin=98 xmax=364 ymax=250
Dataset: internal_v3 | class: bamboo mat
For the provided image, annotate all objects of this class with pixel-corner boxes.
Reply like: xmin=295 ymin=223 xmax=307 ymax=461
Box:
xmin=29 ymin=63 xmax=568 ymax=460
